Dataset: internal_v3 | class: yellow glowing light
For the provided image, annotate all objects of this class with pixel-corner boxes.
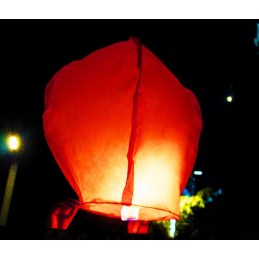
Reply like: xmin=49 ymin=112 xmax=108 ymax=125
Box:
xmin=226 ymin=96 xmax=233 ymax=102
xmin=7 ymin=135 xmax=21 ymax=151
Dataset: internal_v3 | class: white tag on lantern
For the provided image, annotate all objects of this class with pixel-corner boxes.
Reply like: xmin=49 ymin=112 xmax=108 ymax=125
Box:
xmin=121 ymin=206 xmax=139 ymax=221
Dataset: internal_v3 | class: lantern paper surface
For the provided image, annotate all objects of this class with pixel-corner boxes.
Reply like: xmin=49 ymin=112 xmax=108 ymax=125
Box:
xmin=43 ymin=37 xmax=202 ymax=229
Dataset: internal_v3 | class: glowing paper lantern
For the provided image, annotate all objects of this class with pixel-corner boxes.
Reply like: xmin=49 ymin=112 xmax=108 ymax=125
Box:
xmin=43 ymin=37 xmax=202 ymax=229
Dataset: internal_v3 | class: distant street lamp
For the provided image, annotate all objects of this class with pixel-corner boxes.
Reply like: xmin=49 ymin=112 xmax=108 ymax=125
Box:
xmin=7 ymin=135 xmax=21 ymax=151
xmin=0 ymin=134 xmax=21 ymax=226
xmin=226 ymin=95 xmax=233 ymax=103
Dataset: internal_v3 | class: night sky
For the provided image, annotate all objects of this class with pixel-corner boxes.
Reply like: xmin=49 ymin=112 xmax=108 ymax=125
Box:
xmin=1 ymin=19 xmax=259 ymax=239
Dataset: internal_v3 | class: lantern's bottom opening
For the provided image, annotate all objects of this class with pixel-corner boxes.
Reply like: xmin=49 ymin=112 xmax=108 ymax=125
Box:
xmin=80 ymin=202 xmax=179 ymax=221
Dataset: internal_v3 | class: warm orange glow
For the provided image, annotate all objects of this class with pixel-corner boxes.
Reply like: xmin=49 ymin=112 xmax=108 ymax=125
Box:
xmin=43 ymin=37 xmax=202 ymax=229
xmin=132 ymin=147 xmax=181 ymax=214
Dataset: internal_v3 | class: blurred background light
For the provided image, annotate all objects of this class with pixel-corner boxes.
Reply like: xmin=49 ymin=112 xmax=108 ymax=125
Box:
xmin=6 ymin=134 xmax=21 ymax=152
xmin=194 ymin=170 xmax=203 ymax=176
xmin=226 ymin=95 xmax=233 ymax=103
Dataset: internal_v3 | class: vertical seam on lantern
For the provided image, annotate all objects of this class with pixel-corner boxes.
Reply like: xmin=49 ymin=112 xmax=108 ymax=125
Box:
xmin=121 ymin=37 xmax=142 ymax=205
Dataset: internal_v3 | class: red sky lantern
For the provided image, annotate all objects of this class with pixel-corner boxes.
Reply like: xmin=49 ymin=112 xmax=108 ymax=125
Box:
xmin=43 ymin=37 xmax=203 ymax=230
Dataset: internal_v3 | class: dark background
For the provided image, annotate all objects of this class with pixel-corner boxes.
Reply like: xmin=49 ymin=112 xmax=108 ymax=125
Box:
xmin=0 ymin=19 xmax=258 ymax=239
